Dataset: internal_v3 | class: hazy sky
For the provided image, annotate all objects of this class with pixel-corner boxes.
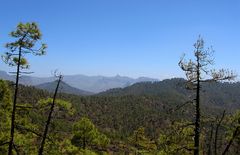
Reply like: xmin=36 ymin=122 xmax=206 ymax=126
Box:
xmin=0 ymin=0 xmax=239 ymax=79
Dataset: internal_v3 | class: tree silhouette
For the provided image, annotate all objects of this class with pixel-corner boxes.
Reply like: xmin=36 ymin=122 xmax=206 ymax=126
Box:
xmin=178 ymin=36 xmax=235 ymax=155
xmin=1 ymin=22 xmax=46 ymax=155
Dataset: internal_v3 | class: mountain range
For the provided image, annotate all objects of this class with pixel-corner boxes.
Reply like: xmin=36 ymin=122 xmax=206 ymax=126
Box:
xmin=3 ymin=69 xmax=239 ymax=111
xmin=2 ymin=69 xmax=240 ymax=112
xmin=0 ymin=70 xmax=158 ymax=93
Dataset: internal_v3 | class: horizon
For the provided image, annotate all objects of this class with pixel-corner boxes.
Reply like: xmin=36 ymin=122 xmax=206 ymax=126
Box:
xmin=1 ymin=69 xmax=240 ymax=84
xmin=0 ymin=69 xmax=180 ymax=80
xmin=1 ymin=0 xmax=240 ymax=79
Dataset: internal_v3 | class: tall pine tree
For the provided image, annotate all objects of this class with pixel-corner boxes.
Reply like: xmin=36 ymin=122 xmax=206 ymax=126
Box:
xmin=2 ymin=22 xmax=46 ymax=155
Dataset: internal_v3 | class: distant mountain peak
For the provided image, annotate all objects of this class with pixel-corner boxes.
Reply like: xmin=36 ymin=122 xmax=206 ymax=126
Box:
xmin=0 ymin=70 xmax=159 ymax=93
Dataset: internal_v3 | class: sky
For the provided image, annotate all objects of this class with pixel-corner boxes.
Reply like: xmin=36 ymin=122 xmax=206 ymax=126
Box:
xmin=0 ymin=0 xmax=240 ymax=79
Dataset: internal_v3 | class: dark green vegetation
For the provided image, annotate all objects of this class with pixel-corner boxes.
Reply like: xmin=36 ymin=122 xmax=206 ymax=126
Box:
xmin=1 ymin=78 xmax=240 ymax=154
xmin=100 ymin=78 xmax=240 ymax=111
xmin=0 ymin=23 xmax=240 ymax=155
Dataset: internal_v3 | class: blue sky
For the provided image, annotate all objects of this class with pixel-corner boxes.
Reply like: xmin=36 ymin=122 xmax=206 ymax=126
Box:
xmin=0 ymin=0 xmax=240 ymax=79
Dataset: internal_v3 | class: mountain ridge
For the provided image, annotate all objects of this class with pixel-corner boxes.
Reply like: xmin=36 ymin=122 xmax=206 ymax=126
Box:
xmin=36 ymin=80 xmax=93 ymax=96
xmin=98 ymin=78 xmax=240 ymax=110
xmin=0 ymin=70 xmax=158 ymax=93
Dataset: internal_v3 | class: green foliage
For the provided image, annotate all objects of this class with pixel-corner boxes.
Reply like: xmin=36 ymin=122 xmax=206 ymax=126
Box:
xmin=78 ymin=149 xmax=98 ymax=155
xmin=72 ymin=117 xmax=110 ymax=150
xmin=37 ymin=98 xmax=75 ymax=115
xmin=0 ymin=80 xmax=12 ymax=153
xmin=0 ymin=80 xmax=39 ymax=154
xmin=2 ymin=22 xmax=47 ymax=69
xmin=157 ymin=121 xmax=195 ymax=155
xmin=58 ymin=139 xmax=106 ymax=155
xmin=1 ymin=79 xmax=240 ymax=154
xmin=129 ymin=127 xmax=157 ymax=153
xmin=227 ymin=110 xmax=240 ymax=134
xmin=95 ymin=134 xmax=110 ymax=148
xmin=0 ymin=79 xmax=12 ymax=108
xmin=1 ymin=22 xmax=47 ymax=154
xmin=58 ymin=139 xmax=80 ymax=155
xmin=72 ymin=117 xmax=98 ymax=148
xmin=223 ymin=110 xmax=240 ymax=154
xmin=35 ymin=98 xmax=75 ymax=154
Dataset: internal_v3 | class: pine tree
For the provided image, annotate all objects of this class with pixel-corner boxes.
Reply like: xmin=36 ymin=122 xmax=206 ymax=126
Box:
xmin=72 ymin=117 xmax=110 ymax=150
xmin=2 ymin=22 xmax=46 ymax=155
xmin=129 ymin=127 xmax=157 ymax=153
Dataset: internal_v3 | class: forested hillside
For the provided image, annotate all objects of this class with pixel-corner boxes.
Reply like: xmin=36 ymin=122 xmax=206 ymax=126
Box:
xmin=99 ymin=78 xmax=240 ymax=111
xmin=1 ymin=79 xmax=240 ymax=154
xmin=1 ymin=22 xmax=240 ymax=155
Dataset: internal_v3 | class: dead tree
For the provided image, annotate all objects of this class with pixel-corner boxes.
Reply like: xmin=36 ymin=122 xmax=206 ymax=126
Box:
xmin=38 ymin=74 xmax=63 ymax=155
xmin=179 ymin=37 xmax=235 ymax=155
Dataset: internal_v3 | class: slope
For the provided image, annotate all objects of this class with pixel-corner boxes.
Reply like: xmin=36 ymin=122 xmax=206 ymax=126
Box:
xmin=36 ymin=80 xmax=93 ymax=96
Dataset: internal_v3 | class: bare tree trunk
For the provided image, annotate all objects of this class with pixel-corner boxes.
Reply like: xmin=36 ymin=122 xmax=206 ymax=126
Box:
xmin=8 ymin=47 xmax=22 ymax=155
xmin=38 ymin=75 xmax=62 ymax=155
xmin=83 ymin=136 xmax=86 ymax=149
xmin=178 ymin=37 xmax=236 ymax=155
xmin=194 ymin=55 xmax=201 ymax=155
xmin=214 ymin=111 xmax=225 ymax=155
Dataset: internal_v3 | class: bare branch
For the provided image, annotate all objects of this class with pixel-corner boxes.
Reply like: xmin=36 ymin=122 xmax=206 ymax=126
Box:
xmin=210 ymin=69 xmax=236 ymax=82
xmin=12 ymin=143 xmax=19 ymax=155
xmin=16 ymin=105 xmax=33 ymax=109
xmin=222 ymin=126 xmax=240 ymax=155
xmin=0 ymin=142 xmax=9 ymax=147
xmin=168 ymin=100 xmax=194 ymax=114
xmin=15 ymin=124 xmax=54 ymax=143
